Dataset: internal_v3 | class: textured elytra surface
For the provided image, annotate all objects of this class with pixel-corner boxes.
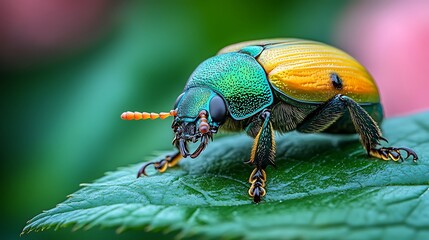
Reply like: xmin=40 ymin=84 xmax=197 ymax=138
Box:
xmin=219 ymin=38 xmax=380 ymax=104
xmin=259 ymin=40 xmax=379 ymax=104
xmin=23 ymin=112 xmax=429 ymax=239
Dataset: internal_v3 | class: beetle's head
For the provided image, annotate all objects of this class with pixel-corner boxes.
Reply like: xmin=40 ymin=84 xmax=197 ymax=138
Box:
xmin=121 ymin=87 xmax=228 ymax=158
xmin=171 ymin=87 xmax=227 ymax=158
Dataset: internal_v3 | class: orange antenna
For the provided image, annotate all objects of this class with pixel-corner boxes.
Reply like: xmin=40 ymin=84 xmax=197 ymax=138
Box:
xmin=121 ymin=110 xmax=177 ymax=120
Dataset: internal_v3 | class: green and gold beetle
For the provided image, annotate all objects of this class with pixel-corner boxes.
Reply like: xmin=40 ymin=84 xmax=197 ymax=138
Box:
xmin=122 ymin=38 xmax=418 ymax=203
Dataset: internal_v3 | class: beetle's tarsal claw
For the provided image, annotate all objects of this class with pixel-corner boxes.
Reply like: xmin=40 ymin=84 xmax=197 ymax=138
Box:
xmin=369 ymin=146 xmax=418 ymax=162
xmin=248 ymin=168 xmax=267 ymax=203
xmin=136 ymin=160 xmax=167 ymax=177
xmin=248 ymin=184 xmax=266 ymax=204
xmin=137 ymin=162 xmax=156 ymax=178
xmin=395 ymin=147 xmax=418 ymax=161
xmin=136 ymin=152 xmax=183 ymax=178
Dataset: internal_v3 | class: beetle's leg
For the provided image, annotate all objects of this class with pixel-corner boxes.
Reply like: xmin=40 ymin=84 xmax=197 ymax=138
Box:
xmin=296 ymin=94 xmax=345 ymax=133
xmin=368 ymin=147 xmax=418 ymax=162
xmin=137 ymin=151 xmax=183 ymax=177
xmin=246 ymin=109 xmax=275 ymax=203
xmin=297 ymin=94 xmax=418 ymax=161
xmin=248 ymin=168 xmax=267 ymax=203
xmin=340 ymin=96 xmax=418 ymax=162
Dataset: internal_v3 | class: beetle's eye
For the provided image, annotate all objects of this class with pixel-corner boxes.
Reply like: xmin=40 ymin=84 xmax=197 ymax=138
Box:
xmin=209 ymin=96 xmax=227 ymax=123
xmin=174 ymin=93 xmax=185 ymax=109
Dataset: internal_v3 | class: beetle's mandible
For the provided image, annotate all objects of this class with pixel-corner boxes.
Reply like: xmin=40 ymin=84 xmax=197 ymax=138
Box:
xmin=121 ymin=38 xmax=418 ymax=203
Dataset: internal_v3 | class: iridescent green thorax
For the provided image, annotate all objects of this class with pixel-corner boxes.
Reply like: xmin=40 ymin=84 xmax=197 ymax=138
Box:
xmin=186 ymin=52 xmax=273 ymax=120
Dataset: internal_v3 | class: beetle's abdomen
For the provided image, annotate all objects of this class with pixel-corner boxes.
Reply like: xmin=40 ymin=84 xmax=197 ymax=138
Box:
xmin=257 ymin=40 xmax=380 ymax=104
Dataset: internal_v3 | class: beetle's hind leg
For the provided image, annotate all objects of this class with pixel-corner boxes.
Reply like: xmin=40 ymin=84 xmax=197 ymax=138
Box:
xmin=297 ymin=94 xmax=418 ymax=162
xmin=340 ymin=96 xmax=418 ymax=162
xmin=137 ymin=151 xmax=183 ymax=177
xmin=369 ymin=146 xmax=418 ymax=162
xmin=246 ymin=109 xmax=275 ymax=203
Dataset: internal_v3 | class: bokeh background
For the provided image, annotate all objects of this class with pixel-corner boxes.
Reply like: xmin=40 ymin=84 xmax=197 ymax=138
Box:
xmin=2 ymin=0 xmax=428 ymax=239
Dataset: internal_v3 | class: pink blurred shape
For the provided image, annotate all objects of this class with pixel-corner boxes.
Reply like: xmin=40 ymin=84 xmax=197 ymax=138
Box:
xmin=336 ymin=0 xmax=429 ymax=117
xmin=0 ymin=0 xmax=115 ymax=66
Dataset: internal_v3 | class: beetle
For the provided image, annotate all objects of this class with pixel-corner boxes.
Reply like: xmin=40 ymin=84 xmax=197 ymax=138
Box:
xmin=121 ymin=38 xmax=418 ymax=203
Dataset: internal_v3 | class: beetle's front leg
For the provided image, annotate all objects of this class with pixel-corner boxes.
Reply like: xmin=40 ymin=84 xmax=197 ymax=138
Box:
xmin=246 ymin=109 xmax=276 ymax=203
xmin=137 ymin=151 xmax=182 ymax=177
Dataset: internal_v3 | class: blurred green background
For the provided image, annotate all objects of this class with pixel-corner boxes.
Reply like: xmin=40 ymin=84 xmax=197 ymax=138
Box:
xmin=4 ymin=0 xmax=423 ymax=239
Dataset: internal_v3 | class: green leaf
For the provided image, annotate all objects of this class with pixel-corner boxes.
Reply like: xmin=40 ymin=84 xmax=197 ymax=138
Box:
xmin=23 ymin=112 xmax=429 ymax=239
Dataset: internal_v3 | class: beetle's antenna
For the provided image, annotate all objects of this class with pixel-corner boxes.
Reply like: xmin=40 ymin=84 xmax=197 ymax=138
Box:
xmin=121 ymin=110 xmax=177 ymax=120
